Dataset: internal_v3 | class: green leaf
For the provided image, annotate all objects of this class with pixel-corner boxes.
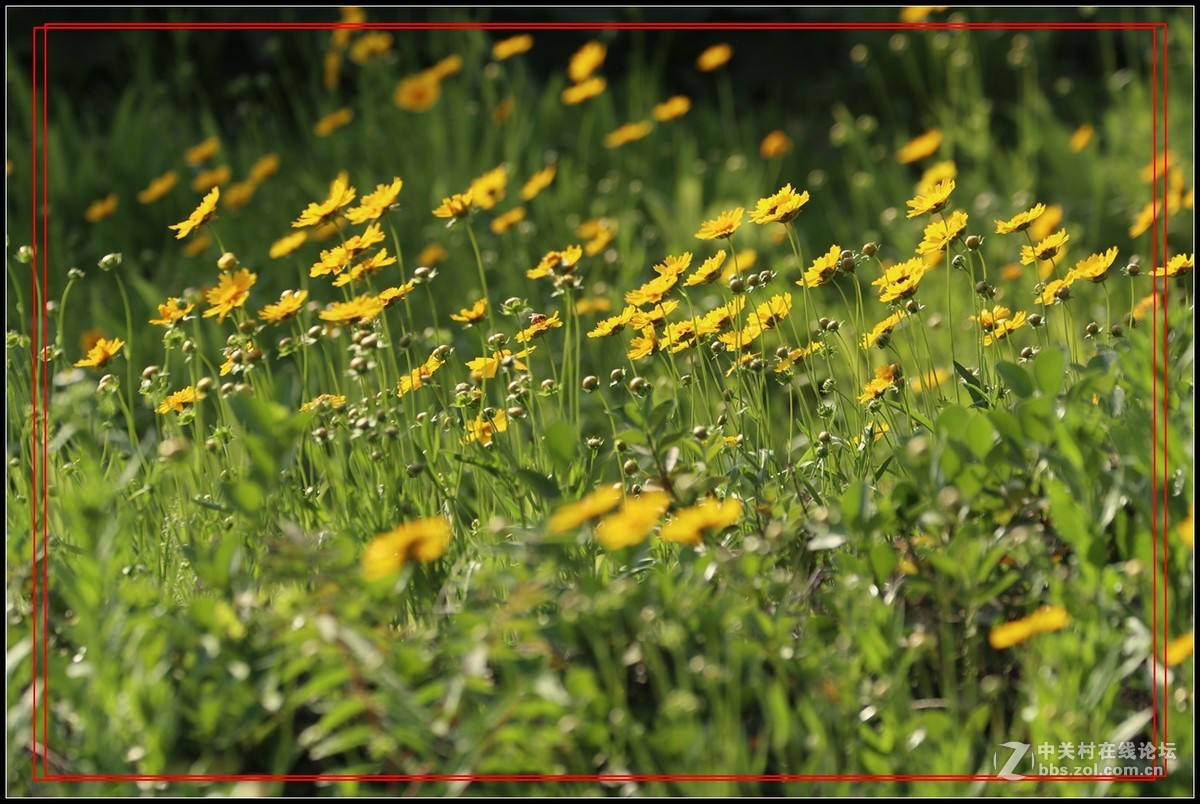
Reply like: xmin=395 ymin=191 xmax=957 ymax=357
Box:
xmin=987 ymin=409 xmax=1025 ymax=448
xmin=935 ymin=405 xmax=970 ymax=436
xmin=1017 ymin=396 xmax=1055 ymax=445
xmin=516 ymin=468 xmax=560 ymax=501
xmin=841 ymin=480 xmax=867 ymax=531
xmin=225 ymin=480 xmax=265 ymax=515
xmin=995 ymin=360 xmax=1034 ymax=398
xmin=869 ymin=541 xmax=899 ymax=585
xmin=964 ymin=414 xmax=997 ymax=459
xmin=953 ymin=361 xmax=988 ymax=408
xmin=1033 ymin=348 xmax=1067 ymax=396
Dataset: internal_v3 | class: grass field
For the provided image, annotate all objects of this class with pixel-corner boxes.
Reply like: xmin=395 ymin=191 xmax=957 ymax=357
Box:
xmin=5 ymin=7 xmax=1195 ymax=796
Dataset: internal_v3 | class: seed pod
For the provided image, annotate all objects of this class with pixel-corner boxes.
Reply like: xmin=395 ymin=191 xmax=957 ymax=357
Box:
xmin=582 ymin=375 xmax=599 ymax=392
xmin=623 ymin=459 xmax=639 ymax=476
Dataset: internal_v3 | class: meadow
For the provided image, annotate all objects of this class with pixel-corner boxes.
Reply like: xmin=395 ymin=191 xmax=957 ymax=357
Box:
xmin=5 ymin=7 xmax=1195 ymax=796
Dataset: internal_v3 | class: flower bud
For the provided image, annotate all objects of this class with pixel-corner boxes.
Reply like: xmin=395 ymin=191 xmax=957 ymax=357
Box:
xmin=582 ymin=375 xmax=599 ymax=392
xmin=217 ymin=252 xmax=238 ymax=271
xmin=97 ymin=252 xmax=123 ymax=271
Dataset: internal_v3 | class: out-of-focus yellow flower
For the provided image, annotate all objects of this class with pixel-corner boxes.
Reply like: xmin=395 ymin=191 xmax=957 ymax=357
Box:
xmin=568 ymin=40 xmax=606 ymax=83
xmin=469 ymin=166 xmax=508 ymax=212
xmin=300 ymin=393 xmax=347 ymax=412
xmin=223 ymin=180 xmax=257 ymax=211
xmin=183 ymin=232 xmax=213 ymax=257
xmin=1139 ymin=150 xmax=1177 ymax=183
xmin=394 ymin=72 xmax=441 ymax=111
xmin=549 ymin=485 xmax=623 ymax=533
xmin=988 ymin=605 xmax=1071 ymax=649
xmin=1166 ymin=632 xmax=1194 ymax=666
xmin=184 ymin=136 xmax=220 ymax=166
xmin=603 ymin=121 xmax=653 ymax=149
xmin=916 ymin=160 xmax=956 ymax=194
xmin=660 ymin=497 xmax=742 ymax=546
xmin=137 ymin=171 xmax=177 ymax=204
xmin=249 ymin=154 xmax=281 ymax=184
xmin=1069 ymin=123 xmax=1094 ymax=152
xmin=574 ymin=297 xmax=612 ymax=316
xmin=908 ymin=367 xmax=949 ymax=392
xmin=191 ymin=165 xmax=231 ymax=193
xmin=760 ymin=130 xmax=792 ymax=160
xmin=521 ymin=165 xmax=556 ymax=201
xmin=493 ymin=34 xmax=533 ymax=61
xmin=696 ymin=43 xmax=732 ymax=72
xmin=900 ymin=6 xmax=947 ymax=23
xmin=491 ymin=207 xmax=526 ymax=234
xmin=417 ymin=243 xmax=448 ymax=266
xmin=169 ymin=187 xmax=220 ymax=239
xmin=269 ymin=231 xmax=308 ymax=260
xmin=362 ymin=517 xmax=451 ymax=581
xmin=653 ymin=95 xmax=691 ymax=122
xmin=313 ymin=107 xmax=354 ymax=137
xmin=897 ymin=129 xmax=942 ymax=164
xmin=561 ymin=77 xmax=606 ymax=105
xmin=1028 ymin=204 xmax=1063 ymax=242
xmin=595 ymin=492 xmax=671 ymax=550
xmin=527 ymin=246 xmax=583 ymax=280
xmin=324 ymin=49 xmax=343 ymax=91
xmin=492 ymin=96 xmax=516 ymax=126
xmin=84 ymin=194 xmax=118 ymax=222
xmin=349 ymin=31 xmax=392 ymax=64
xmin=465 ymin=347 xmax=534 ymax=380
xmin=428 ymin=54 xmax=463 ymax=82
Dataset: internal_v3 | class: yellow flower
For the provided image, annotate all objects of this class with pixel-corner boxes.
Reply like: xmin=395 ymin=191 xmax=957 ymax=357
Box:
xmin=468 ymin=166 xmax=508 ymax=212
xmin=652 ymin=95 xmax=692 ymax=122
xmin=698 ymin=298 xmax=745 ymax=336
xmin=1069 ymin=123 xmax=1094 ymax=152
xmin=203 ymin=269 xmax=257 ymax=324
xmin=561 ymin=77 xmax=607 ymax=105
xmin=493 ymin=33 xmax=533 ymax=61
xmin=858 ymin=363 xmax=902 ymax=405
xmin=1139 ymin=150 xmax=1178 ymax=183
xmin=259 ymin=289 xmax=308 ymax=324
xmin=521 ymin=165 xmax=556 ymax=201
xmin=696 ymin=43 xmax=733 ymax=72
xmin=465 ymin=346 xmax=534 ymax=380
xmin=906 ymin=179 xmax=955 ymax=218
xmin=293 ymin=176 xmax=356 ymax=229
xmin=799 ymin=244 xmax=843 ymax=289
xmin=223 ymin=180 xmax=258 ymax=211
xmin=332 ymin=6 xmax=366 ymax=50
xmin=349 ymin=31 xmax=393 ymax=64
xmin=628 ymin=300 xmax=679 ymax=330
xmin=157 ymin=385 xmax=201 ymax=414
xmin=74 ymin=336 xmax=125 ymax=369
xmin=861 ymin=310 xmax=909 ymax=349
xmin=568 ymin=40 xmax=606 ymax=83
xmin=1150 ymin=253 xmax=1194 ymax=278
xmin=916 ymin=209 xmax=969 ymax=258
xmin=345 ymin=178 xmax=402 ymax=225
xmin=759 ymin=130 xmax=793 ymax=160
xmin=995 ymin=203 xmax=1046 ymax=235
xmin=577 ymin=217 xmax=617 ymax=256
xmin=248 ymin=153 xmax=280 ymax=184
xmin=269 ymin=231 xmax=308 ymax=260
xmin=191 ymin=164 xmax=231 ymax=193
xmin=603 ymin=121 xmax=654 ymax=149
xmin=1019 ymin=229 xmax=1070 ymax=266
xmin=916 ymin=160 xmax=957 ymax=194
xmin=150 ymin=297 xmax=194 ymax=327
xmin=661 ymin=497 xmax=742 ymax=546
xmin=1036 ymin=277 xmax=1076 ymax=306
xmin=1027 ymin=204 xmax=1063 ymax=242
xmin=900 ymin=6 xmax=947 ymax=23
xmin=988 ymin=605 xmax=1071 ymax=649
xmin=331 ymin=247 xmax=397 ymax=288
xmin=549 ymin=485 xmax=624 ymax=533
xmin=320 ymin=294 xmax=385 ymax=325
xmin=747 ymin=294 xmax=793 ymax=330
xmin=417 ymin=243 xmax=448 ymax=266
xmin=588 ymin=307 xmax=635 ymax=339
xmin=970 ymin=305 xmax=1013 ymax=332
xmin=516 ymin=311 xmax=563 ymax=343
xmin=1166 ymin=632 xmax=1194 ymax=666
xmin=695 ymin=207 xmax=744 ymax=240
xmin=491 ymin=207 xmax=526 ymax=234
xmin=775 ymin=341 xmax=823 ymax=373
xmin=379 ymin=282 xmax=416 ymax=308
xmin=751 ymin=184 xmax=809 ymax=225
xmin=896 ymin=129 xmax=942 ymax=164
xmin=874 ymin=257 xmax=932 ymax=303
xmin=1128 ymin=202 xmax=1156 ymax=238
xmin=84 ymin=194 xmax=118 ymax=222
xmin=394 ymin=72 xmax=441 ymax=111
xmin=428 ymin=54 xmax=463 ymax=82
xmin=324 ymin=49 xmax=343 ymax=91
xmin=184 ymin=136 xmax=220 ymax=166
xmin=662 ymin=320 xmax=700 ymax=353
xmin=300 ymin=393 xmax=347 ymax=412
xmin=137 ymin=171 xmax=177 ymax=204
xmin=1179 ymin=508 xmax=1193 ymax=550
xmin=527 ymin=245 xmax=583 ymax=280
xmin=314 ymin=107 xmax=353 ymax=137
xmin=311 ymin=245 xmax=351 ymax=278
xmin=492 ymin=96 xmax=516 ymax=126
xmin=684 ymin=250 xmax=728 ymax=287
xmin=450 ymin=298 xmax=488 ymax=325
xmin=627 ymin=327 xmax=658 ymax=361
xmin=362 ymin=518 xmax=451 ymax=581
xmin=983 ymin=313 xmax=1027 ymax=347
xmin=1066 ymin=247 xmax=1119 ymax=283
xmin=464 ymin=409 xmax=508 ymax=446
xmin=595 ymin=492 xmax=671 ymax=550
xmin=432 ymin=190 xmax=475 ymax=221
xmin=398 ymin=352 xmax=445 ymax=396
xmin=625 ymin=272 xmax=680 ymax=306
